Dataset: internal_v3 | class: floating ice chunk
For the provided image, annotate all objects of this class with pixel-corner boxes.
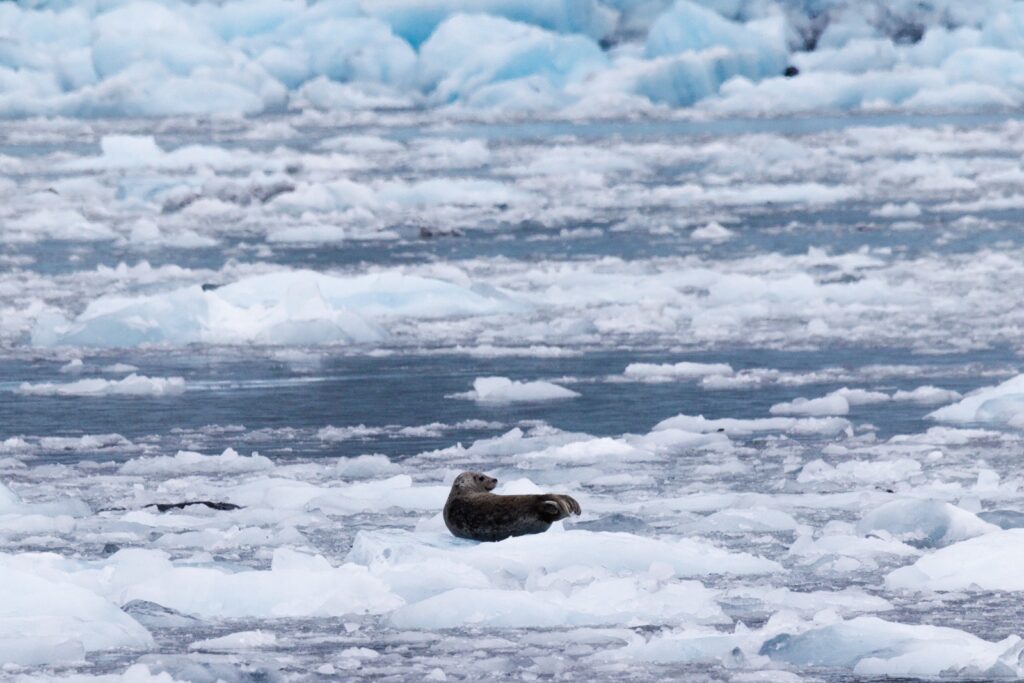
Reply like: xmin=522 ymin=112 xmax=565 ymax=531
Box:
xmin=590 ymin=624 xmax=748 ymax=664
xmin=69 ymin=135 xmax=240 ymax=171
xmin=349 ymin=528 xmax=781 ymax=579
xmin=224 ymin=474 xmax=446 ymax=514
xmin=318 ymin=425 xmax=385 ymax=442
xmin=857 ymin=499 xmax=999 ymax=548
xmin=18 ymin=374 xmax=185 ymax=397
xmin=790 ymin=531 xmax=920 ymax=572
xmin=334 ymin=454 xmax=402 ymax=479
xmin=622 ymin=361 xmax=733 ymax=382
xmin=797 ymin=458 xmax=922 ymax=485
xmin=454 ymin=376 xmax=579 ymax=402
xmin=119 ymin=448 xmax=273 ymax=475
xmin=689 ymin=507 xmax=799 ymax=534
xmin=103 ymin=363 xmax=140 ymax=374
xmin=887 ymin=529 xmax=1024 ymax=592
xmin=892 ymin=386 xmax=962 ymax=405
xmin=7 ymin=208 xmax=117 ymax=243
xmin=832 ymin=387 xmax=891 ymax=405
xmin=418 ymin=14 xmax=606 ymax=107
xmin=627 ymin=427 xmax=730 ymax=455
xmin=928 ymin=373 xmax=1024 ymax=428
xmin=390 ymin=575 xmax=725 ymax=629
xmin=32 ymin=269 xmax=513 ymax=348
xmin=266 ymin=225 xmax=349 ymax=244
xmin=0 ymin=480 xmax=90 ymax=517
xmin=15 ymin=663 xmax=187 ymax=681
xmin=457 ymin=426 xmax=591 ymax=459
xmin=654 ymin=414 xmax=851 ymax=436
xmin=872 ymin=201 xmax=923 ymax=218
xmin=690 ymin=221 xmax=734 ymax=241
xmin=770 ymin=394 xmax=851 ymax=416
xmin=376 ymin=178 xmax=531 ymax=207
xmin=96 ymin=135 xmax=164 ymax=166
xmin=59 ymin=358 xmax=84 ymax=374
xmin=100 ymin=547 xmax=403 ymax=618
xmin=513 ymin=436 xmax=654 ymax=469
xmin=189 ymin=630 xmax=277 ymax=650
xmin=0 ymin=564 xmax=152 ymax=666
xmin=38 ymin=433 xmax=135 ymax=454
xmin=128 ymin=219 xmax=218 ymax=249
xmin=761 ymin=616 xmax=1024 ymax=678
xmin=722 ymin=585 xmax=893 ymax=619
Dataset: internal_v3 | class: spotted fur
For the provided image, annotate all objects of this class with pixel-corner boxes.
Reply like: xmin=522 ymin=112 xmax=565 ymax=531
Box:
xmin=443 ymin=471 xmax=581 ymax=542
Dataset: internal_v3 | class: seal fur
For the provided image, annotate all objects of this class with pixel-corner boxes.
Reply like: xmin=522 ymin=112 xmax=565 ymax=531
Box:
xmin=443 ymin=471 xmax=581 ymax=542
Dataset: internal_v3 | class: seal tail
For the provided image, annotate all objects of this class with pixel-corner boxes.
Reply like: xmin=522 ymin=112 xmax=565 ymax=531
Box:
xmin=540 ymin=495 xmax=581 ymax=521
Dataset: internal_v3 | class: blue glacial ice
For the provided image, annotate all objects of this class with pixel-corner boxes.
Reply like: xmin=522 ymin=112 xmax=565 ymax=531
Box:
xmin=6 ymin=0 xmax=1024 ymax=116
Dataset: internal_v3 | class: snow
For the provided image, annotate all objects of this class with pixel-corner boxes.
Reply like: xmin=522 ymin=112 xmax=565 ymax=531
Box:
xmin=452 ymin=376 xmax=579 ymax=402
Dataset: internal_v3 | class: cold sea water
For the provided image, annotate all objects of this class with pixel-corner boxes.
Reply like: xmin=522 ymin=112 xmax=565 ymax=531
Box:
xmin=2 ymin=111 xmax=1024 ymax=681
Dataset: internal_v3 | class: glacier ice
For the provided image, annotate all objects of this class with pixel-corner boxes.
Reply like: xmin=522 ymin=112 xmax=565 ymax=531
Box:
xmin=4 ymin=0 xmax=1024 ymax=116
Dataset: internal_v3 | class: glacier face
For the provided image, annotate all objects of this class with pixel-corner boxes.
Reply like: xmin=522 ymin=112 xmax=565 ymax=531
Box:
xmin=4 ymin=0 xmax=1024 ymax=117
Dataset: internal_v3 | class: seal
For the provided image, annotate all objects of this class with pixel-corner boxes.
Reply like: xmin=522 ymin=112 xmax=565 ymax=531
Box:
xmin=443 ymin=471 xmax=581 ymax=542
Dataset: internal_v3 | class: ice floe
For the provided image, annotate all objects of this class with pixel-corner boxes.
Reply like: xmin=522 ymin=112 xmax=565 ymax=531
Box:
xmin=762 ymin=616 xmax=1024 ymax=678
xmin=452 ymin=376 xmax=580 ymax=402
xmin=888 ymin=528 xmax=1024 ymax=592
xmin=929 ymin=373 xmax=1024 ymax=428
xmin=32 ymin=270 xmax=514 ymax=348
xmin=17 ymin=374 xmax=186 ymax=397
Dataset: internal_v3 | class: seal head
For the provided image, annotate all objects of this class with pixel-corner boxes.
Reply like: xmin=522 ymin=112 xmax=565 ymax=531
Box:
xmin=443 ymin=471 xmax=581 ymax=542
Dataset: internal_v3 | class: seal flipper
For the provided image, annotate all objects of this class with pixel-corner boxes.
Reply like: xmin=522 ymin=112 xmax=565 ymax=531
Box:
xmin=539 ymin=495 xmax=582 ymax=522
